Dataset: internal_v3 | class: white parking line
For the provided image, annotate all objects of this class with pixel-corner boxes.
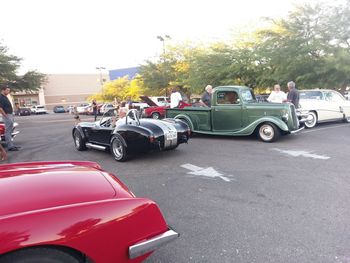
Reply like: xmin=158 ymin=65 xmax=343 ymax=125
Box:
xmin=181 ymin=163 xmax=235 ymax=182
xmin=302 ymin=123 xmax=350 ymax=134
xmin=272 ymin=148 xmax=330 ymax=160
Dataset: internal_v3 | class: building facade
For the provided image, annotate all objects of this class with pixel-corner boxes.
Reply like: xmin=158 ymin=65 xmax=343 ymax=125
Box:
xmin=12 ymin=74 xmax=109 ymax=110
xmin=11 ymin=68 xmax=140 ymax=111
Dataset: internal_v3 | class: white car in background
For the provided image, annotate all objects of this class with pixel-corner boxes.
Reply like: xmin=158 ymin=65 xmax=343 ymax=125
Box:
xmin=76 ymin=103 xmax=90 ymax=114
xmin=30 ymin=105 xmax=47 ymax=114
xmin=100 ymin=103 xmax=114 ymax=114
xmin=299 ymin=89 xmax=350 ymax=128
xmin=150 ymin=96 xmax=170 ymax=106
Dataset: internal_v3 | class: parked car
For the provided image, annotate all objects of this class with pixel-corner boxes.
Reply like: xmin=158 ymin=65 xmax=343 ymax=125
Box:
xmin=15 ymin=107 xmax=31 ymax=116
xmin=0 ymin=161 xmax=178 ymax=263
xmin=141 ymin=96 xmax=169 ymax=119
xmin=150 ymin=96 xmax=170 ymax=106
xmin=73 ymin=109 xmax=190 ymax=161
xmin=166 ymin=86 xmax=304 ymax=142
xmin=76 ymin=103 xmax=90 ymax=114
xmin=66 ymin=105 xmax=75 ymax=113
xmin=53 ymin=105 xmax=66 ymax=113
xmin=30 ymin=105 xmax=47 ymax=114
xmin=0 ymin=117 xmax=19 ymax=143
xmin=130 ymin=101 xmax=149 ymax=110
xmin=299 ymin=89 xmax=350 ymax=128
xmin=99 ymin=103 xmax=114 ymax=115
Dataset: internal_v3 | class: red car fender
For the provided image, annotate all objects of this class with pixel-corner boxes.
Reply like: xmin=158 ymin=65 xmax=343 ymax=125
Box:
xmin=144 ymin=106 xmax=168 ymax=118
xmin=0 ymin=198 xmax=168 ymax=263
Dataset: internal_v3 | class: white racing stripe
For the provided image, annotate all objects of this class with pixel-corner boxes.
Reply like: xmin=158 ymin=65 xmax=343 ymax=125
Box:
xmin=145 ymin=119 xmax=178 ymax=148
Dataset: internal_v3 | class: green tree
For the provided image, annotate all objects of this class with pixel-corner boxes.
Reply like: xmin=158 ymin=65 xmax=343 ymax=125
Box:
xmin=88 ymin=76 xmax=147 ymax=102
xmin=0 ymin=42 xmax=46 ymax=91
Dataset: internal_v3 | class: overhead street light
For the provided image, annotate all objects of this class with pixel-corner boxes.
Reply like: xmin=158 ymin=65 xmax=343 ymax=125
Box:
xmin=157 ymin=35 xmax=171 ymax=97
xmin=96 ymin=67 xmax=106 ymax=86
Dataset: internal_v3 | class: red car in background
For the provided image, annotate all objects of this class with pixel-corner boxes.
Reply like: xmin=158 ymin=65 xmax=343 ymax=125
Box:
xmin=141 ymin=96 xmax=191 ymax=119
xmin=0 ymin=161 xmax=179 ymax=263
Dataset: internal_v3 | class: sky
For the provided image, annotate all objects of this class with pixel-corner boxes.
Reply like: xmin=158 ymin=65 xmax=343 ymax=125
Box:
xmin=0 ymin=0 xmax=322 ymax=74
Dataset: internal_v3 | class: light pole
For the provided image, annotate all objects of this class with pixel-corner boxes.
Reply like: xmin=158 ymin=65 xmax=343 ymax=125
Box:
xmin=157 ymin=35 xmax=171 ymax=97
xmin=96 ymin=66 xmax=106 ymax=86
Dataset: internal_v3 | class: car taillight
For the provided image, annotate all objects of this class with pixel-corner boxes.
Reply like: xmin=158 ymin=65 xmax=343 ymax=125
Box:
xmin=187 ymin=129 xmax=191 ymax=136
xmin=149 ymin=136 xmax=155 ymax=143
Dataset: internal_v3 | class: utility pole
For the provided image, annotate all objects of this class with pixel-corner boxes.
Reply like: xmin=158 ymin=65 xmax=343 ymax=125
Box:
xmin=96 ymin=66 xmax=106 ymax=86
xmin=157 ymin=35 xmax=171 ymax=97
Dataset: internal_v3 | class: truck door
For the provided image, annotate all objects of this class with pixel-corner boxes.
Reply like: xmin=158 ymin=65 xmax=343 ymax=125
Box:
xmin=212 ymin=90 xmax=242 ymax=131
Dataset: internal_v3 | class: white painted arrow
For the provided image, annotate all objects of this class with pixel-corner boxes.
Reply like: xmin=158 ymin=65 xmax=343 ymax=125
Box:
xmin=181 ymin=163 xmax=234 ymax=182
xmin=272 ymin=148 xmax=330 ymax=160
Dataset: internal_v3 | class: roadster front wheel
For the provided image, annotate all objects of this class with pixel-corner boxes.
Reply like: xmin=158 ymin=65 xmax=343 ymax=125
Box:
xmin=73 ymin=129 xmax=86 ymax=151
xmin=111 ymin=135 xmax=128 ymax=161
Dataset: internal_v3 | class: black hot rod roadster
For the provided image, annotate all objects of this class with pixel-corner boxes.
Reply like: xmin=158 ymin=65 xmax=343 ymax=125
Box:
xmin=72 ymin=109 xmax=190 ymax=161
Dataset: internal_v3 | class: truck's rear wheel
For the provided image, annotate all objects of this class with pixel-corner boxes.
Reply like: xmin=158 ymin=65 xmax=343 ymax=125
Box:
xmin=258 ymin=123 xmax=280 ymax=142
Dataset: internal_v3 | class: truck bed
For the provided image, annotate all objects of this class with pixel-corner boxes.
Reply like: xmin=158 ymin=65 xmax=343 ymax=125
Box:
xmin=166 ymin=107 xmax=212 ymax=131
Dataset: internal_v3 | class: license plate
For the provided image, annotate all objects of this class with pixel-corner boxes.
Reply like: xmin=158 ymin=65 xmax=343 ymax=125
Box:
xmin=166 ymin=131 xmax=177 ymax=140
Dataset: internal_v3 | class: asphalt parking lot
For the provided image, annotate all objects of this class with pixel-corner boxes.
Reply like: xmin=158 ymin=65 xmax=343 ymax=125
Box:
xmin=3 ymin=113 xmax=350 ymax=263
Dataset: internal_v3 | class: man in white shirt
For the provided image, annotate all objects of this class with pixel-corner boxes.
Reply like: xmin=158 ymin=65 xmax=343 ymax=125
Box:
xmin=267 ymin=84 xmax=287 ymax=103
xmin=170 ymin=86 xmax=182 ymax=108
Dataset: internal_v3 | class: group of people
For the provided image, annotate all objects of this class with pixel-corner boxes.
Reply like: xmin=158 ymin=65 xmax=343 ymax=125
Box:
xmin=267 ymin=81 xmax=300 ymax=108
xmin=169 ymin=85 xmax=213 ymax=108
xmin=0 ymin=85 xmax=21 ymax=161
xmin=169 ymin=81 xmax=299 ymax=109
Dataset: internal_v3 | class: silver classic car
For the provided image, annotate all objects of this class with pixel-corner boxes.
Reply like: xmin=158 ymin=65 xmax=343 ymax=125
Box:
xmin=299 ymin=89 xmax=350 ymax=128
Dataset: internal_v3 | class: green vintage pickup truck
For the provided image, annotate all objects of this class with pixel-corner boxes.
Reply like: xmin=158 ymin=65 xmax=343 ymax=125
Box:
xmin=166 ymin=86 xmax=303 ymax=142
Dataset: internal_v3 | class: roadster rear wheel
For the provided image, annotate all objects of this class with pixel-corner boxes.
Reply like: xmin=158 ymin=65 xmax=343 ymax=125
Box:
xmin=73 ymin=130 xmax=86 ymax=151
xmin=258 ymin=123 xmax=280 ymax=142
xmin=111 ymin=136 xmax=128 ymax=161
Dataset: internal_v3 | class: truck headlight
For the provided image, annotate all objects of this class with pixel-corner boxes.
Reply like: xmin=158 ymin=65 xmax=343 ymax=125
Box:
xmin=282 ymin=113 xmax=289 ymax=122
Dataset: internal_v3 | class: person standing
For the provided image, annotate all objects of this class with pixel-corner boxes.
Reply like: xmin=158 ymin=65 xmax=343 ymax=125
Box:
xmin=0 ymin=85 xmax=20 ymax=151
xmin=267 ymin=84 xmax=287 ymax=103
xmin=286 ymin=81 xmax=300 ymax=108
xmin=170 ymin=86 xmax=182 ymax=108
xmin=200 ymin=85 xmax=213 ymax=107
xmin=92 ymin=99 xmax=98 ymax=121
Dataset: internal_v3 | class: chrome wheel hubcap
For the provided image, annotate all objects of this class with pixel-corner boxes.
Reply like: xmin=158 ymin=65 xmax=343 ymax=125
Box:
xmin=112 ymin=139 xmax=123 ymax=158
xmin=75 ymin=133 xmax=80 ymax=147
xmin=260 ymin=125 xmax=274 ymax=141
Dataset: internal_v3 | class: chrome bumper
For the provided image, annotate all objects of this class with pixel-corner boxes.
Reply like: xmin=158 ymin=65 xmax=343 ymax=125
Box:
xmin=129 ymin=229 xmax=179 ymax=259
xmin=290 ymin=126 xmax=304 ymax=134
xmin=12 ymin=131 xmax=20 ymax=137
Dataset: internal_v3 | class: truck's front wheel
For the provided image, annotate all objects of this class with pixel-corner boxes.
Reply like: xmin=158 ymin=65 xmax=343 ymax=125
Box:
xmin=258 ymin=123 xmax=280 ymax=142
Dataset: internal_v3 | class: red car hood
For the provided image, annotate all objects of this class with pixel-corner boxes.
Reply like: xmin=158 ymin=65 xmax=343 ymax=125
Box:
xmin=0 ymin=161 xmax=118 ymax=216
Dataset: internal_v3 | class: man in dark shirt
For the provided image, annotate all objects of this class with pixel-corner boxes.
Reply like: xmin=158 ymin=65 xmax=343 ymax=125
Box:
xmin=0 ymin=86 xmax=20 ymax=151
xmin=286 ymin=81 xmax=300 ymax=108
xmin=92 ymin=99 xmax=98 ymax=121
xmin=200 ymin=85 xmax=213 ymax=107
